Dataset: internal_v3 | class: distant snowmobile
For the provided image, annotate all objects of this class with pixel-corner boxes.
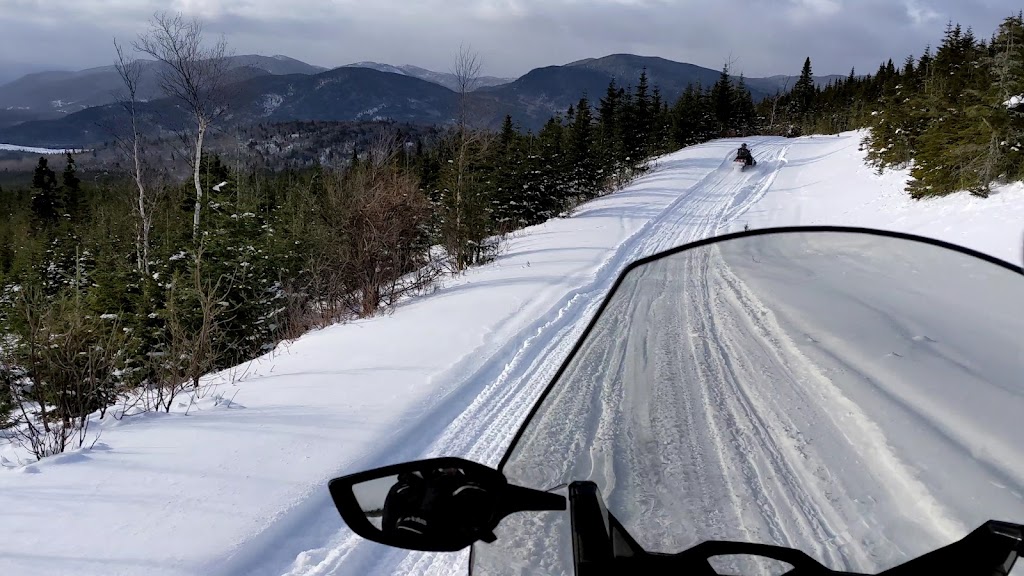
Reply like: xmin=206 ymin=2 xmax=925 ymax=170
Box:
xmin=734 ymin=143 xmax=756 ymax=171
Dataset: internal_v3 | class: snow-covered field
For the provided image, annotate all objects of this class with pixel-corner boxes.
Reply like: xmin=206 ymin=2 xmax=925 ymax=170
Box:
xmin=1 ymin=131 xmax=1022 ymax=576
xmin=0 ymin=143 xmax=82 ymax=154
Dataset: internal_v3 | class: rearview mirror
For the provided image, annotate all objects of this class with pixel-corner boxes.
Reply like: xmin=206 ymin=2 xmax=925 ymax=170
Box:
xmin=328 ymin=457 xmax=565 ymax=552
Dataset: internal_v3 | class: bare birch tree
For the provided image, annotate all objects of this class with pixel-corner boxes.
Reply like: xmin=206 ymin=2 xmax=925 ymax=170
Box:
xmin=452 ymin=43 xmax=482 ymax=133
xmin=134 ymin=11 xmax=232 ymax=241
xmin=112 ymin=39 xmax=159 ymax=274
xmin=441 ymin=44 xmax=496 ymax=270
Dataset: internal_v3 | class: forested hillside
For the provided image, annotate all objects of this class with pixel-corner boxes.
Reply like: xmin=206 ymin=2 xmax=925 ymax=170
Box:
xmin=762 ymin=14 xmax=1024 ymax=198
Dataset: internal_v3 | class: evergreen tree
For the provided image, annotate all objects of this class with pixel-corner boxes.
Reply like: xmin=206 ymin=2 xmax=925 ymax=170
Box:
xmin=30 ymin=156 xmax=61 ymax=229
xmin=61 ymin=152 xmax=83 ymax=221
xmin=598 ymin=77 xmax=623 ymax=176
xmin=710 ymin=64 xmax=734 ymax=134
xmin=26 ymin=155 xmax=87 ymax=296
xmin=671 ymin=84 xmax=700 ymax=146
xmin=648 ymin=86 xmax=671 ymax=154
xmin=621 ymin=69 xmax=652 ymax=163
xmin=568 ymin=95 xmax=600 ymax=199
xmin=790 ymin=57 xmax=816 ymax=119
xmin=732 ymin=74 xmax=757 ymax=135
xmin=906 ymin=23 xmax=995 ymax=196
xmin=536 ymin=116 xmax=569 ymax=216
xmin=490 ymin=116 xmax=529 ymax=229
xmin=498 ymin=114 xmax=516 ymax=150
xmin=989 ymin=13 xmax=1024 ymax=181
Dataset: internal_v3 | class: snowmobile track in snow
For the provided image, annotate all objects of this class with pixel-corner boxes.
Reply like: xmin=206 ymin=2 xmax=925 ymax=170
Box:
xmin=272 ymin=141 xmax=792 ymax=576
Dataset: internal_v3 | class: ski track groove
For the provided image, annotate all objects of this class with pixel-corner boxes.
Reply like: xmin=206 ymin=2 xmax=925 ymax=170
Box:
xmin=280 ymin=142 xmax=793 ymax=576
xmin=702 ymin=250 xmax=848 ymax=569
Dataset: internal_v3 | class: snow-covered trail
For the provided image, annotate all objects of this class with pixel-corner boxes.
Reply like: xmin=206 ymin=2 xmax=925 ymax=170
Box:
xmin=267 ymin=141 xmax=792 ymax=576
xmin=1 ymin=138 xmax=782 ymax=576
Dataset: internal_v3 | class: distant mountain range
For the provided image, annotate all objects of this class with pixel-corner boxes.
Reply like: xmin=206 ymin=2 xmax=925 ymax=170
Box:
xmin=0 ymin=55 xmax=324 ymax=124
xmin=0 ymin=53 xmax=844 ymax=148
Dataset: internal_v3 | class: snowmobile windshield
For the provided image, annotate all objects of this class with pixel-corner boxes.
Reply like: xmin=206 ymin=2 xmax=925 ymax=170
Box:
xmin=472 ymin=228 xmax=1024 ymax=575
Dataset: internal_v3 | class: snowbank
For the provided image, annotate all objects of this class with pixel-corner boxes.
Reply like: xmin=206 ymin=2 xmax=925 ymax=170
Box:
xmin=0 ymin=143 xmax=85 ymax=154
xmin=725 ymin=131 xmax=1024 ymax=265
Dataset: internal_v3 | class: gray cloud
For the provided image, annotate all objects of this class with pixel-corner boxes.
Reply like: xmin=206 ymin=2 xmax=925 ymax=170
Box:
xmin=0 ymin=0 xmax=1019 ymax=79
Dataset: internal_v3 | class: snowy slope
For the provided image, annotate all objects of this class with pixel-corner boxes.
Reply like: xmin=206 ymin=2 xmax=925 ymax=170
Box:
xmin=0 ymin=142 xmax=81 ymax=153
xmin=723 ymin=132 xmax=1024 ymax=263
xmin=1 ymin=132 xmax=1022 ymax=576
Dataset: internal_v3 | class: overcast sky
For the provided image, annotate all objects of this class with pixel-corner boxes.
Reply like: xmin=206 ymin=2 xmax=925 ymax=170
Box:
xmin=0 ymin=0 xmax=1020 ymax=82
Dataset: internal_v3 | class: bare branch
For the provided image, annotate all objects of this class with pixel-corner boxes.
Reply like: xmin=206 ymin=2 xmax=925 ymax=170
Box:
xmin=451 ymin=43 xmax=483 ymax=133
xmin=113 ymin=38 xmax=159 ymax=274
xmin=366 ymin=124 xmax=404 ymax=169
xmin=451 ymin=43 xmax=483 ymax=95
xmin=133 ymin=11 xmax=234 ymax=240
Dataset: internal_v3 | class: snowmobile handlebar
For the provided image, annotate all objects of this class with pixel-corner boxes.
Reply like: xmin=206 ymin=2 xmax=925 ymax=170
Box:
xmin=569 ymin=480 xmax=1024 ymax=576
xmin=331 ymin=453 xmax=1023 ymax=574
xmin=571 ymin=527 xmax=1023 ymax=575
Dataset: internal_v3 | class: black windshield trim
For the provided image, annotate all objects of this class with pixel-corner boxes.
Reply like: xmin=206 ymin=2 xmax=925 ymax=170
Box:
xmin=496 ymin=225 xmax=1023 ymax=472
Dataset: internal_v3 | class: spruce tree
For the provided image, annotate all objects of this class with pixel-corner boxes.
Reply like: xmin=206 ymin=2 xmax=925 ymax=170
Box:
xmin=30 ymin=156 xmax=61 ymax=229
xmin=621 ymin=69 xmax=652 ymax=163
xmin=649 ymin=86 xmax=671 ymax=154
xmin=732 ymin=75 xmax=757 ymax=135
xmin=499 ymin=115 xmax=516 ymax=151
xmin=636 ymin=69 xmax=652 ymax=149
xmin=907 ymin=23 xmax=993 ymax=196
xmin=569 ymin=95 xmax=599 ymax=199
xmin=529 ymin=117 xmax=569 ymax=221
xmin=598 ymin=78 xmax=623 ymax=175
xmin=990 ymin=13 xmax=1024 ymax=181
xmin=671 ymin=84 xmax=700 ymax=146
xmin=61 ymin=152 xmax=83 ymax=221
xmin=710 ymin=64 xmax=734 ymax=134
xmin=792 ymin=58 xmax=816 ymax=118
xmin=491 ymin=116 xmax=528 ymax=229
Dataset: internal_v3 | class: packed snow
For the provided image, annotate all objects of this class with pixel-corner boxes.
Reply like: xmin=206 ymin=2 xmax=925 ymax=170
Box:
xmin=1 ymin=131 xmax=1022 ymax=576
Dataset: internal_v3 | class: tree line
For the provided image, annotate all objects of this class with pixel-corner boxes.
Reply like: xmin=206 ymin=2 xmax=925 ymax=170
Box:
xmin=760 ymin=13 xmax=1024 ymax=197
xmin=0 ymin=12 xmax=763 ymax=459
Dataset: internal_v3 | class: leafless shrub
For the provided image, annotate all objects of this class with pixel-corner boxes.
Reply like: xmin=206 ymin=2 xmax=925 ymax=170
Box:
xmin=144 ymin=246 xmax=229 ymax=413
xmin=305 ymin=148 xmax=437 ymax=324
xmin=2 ymin=287 xmax=127 ymax=460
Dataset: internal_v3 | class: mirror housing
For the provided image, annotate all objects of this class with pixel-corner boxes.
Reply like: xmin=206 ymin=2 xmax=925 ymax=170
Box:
xmin=328 ymin=457 xmax=565 ymax=552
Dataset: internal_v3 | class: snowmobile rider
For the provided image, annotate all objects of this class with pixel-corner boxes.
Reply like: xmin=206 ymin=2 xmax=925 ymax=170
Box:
xmin=381 ymin=467 xmax=493 ymax=544
xmin=736 ymin=143 xmax=755 ymax=166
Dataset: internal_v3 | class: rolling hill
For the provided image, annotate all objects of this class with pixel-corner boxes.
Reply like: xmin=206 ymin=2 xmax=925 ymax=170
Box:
xmin=0 ymin=53 xmax=845 ymax=147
